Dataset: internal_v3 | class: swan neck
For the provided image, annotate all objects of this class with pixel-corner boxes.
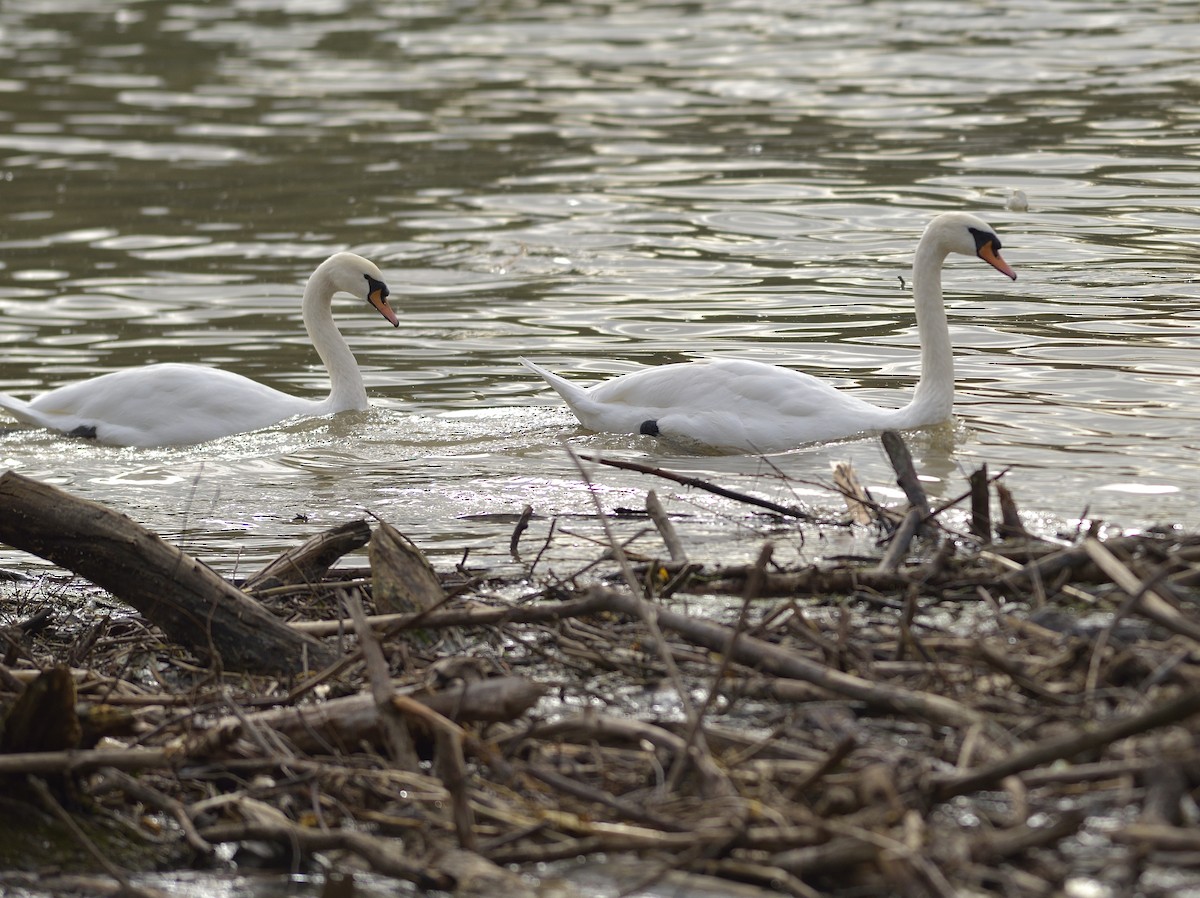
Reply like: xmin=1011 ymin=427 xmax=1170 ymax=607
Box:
xmin=304 ymin=266 xmax=368 ymax=411
xmin=901 ymin=235 xmax=954 ymax=423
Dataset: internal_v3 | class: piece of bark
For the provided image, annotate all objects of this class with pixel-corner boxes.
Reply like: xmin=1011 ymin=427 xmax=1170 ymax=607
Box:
xmin=1083 ymin=538 xmax=1200 ymax=643
xmin=0 ymin=471 xmax=336 ymax=675
xmin=243 ymin=520 xmax=371 ymax=591
xmin=0 ymin=665 xmax=80 ymax=754
xmin=996 ymin=482 xmax=1029 ymax=538
xmin=969 ymin=464 xmax=992 ymax=542
xmin=968 ymin=808 xmax=1086 ymax=862
xmin=1112 ymin=823 xmax=1200 ymax=852
xmin=581 ymin=453 xmax=815 ymax=520
xmin=701 ymin=564 xmax=910 ymax=598
xmin=290 ymin=589 xmax=616 ymax=639
xmin=832 ymin=460 xmax=875 ymax=526
xmin=370 ymin=520 xmax=446 ymax=614
xmin=0 ymin=683 xmax=538 ymax=777
xmin=0 ymin=746 xmax=173 ymax=777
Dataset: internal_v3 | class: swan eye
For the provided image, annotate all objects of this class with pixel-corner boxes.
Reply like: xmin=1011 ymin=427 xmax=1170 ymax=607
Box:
xmin=967 ymin=226 xmax=1001 ymax=254
xmin=365 ymin=274 xmax=389 ymax=300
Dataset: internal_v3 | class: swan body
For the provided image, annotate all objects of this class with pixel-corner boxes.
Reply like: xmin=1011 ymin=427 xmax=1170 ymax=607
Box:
xmin=0 ymin=252 xmax=398 ymax=447
xmin=522 ymin=212 xmax=1017 ymax=454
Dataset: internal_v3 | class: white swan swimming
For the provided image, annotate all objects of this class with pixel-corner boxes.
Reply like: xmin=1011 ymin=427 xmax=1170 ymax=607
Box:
xmin=0 ymin=252 xmax=398 ymax=448
xmin=521 ymin=211 xmax=1017 ymax=454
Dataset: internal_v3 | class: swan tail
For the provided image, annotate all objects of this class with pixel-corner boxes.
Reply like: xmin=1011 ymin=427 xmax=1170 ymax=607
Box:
xmin=0 ymin=392 xmax=40 ymax=426
xmin=520 ymin=357 xmax=594 ymax=409
xmin=0 ymin=391 xmax=99 ymax=438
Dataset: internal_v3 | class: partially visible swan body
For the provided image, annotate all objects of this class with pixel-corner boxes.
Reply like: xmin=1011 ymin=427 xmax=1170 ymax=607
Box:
xmin=522 ymin=212 xmax=1017 ymax=454
xmin=0 ymin=252 xmax=398 ymax=447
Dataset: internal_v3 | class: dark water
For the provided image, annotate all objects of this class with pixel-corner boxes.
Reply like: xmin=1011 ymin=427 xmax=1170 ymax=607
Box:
xmin=1 ymin=0 xmax=1199 ymax=580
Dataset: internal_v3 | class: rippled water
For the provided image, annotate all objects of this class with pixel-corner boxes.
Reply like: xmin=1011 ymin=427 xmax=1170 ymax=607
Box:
xmin=2 ymin=0 xmax=1200 ymax=578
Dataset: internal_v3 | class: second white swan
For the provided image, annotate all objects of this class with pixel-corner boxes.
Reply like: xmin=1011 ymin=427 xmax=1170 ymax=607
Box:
xmin=0 ymin=252 xmax=399 ymax=447
xmin=522 ymin=211 xmax=1017 ymax=454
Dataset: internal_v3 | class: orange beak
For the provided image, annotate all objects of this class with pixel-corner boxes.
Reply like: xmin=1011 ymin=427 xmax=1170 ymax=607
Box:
xmin=978 ymin=241 xmax=1017 ymax=281
xmin=369 ymin=287 xmax=400 ymax=327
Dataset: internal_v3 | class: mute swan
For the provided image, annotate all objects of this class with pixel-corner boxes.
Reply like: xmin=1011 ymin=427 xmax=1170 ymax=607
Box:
xmin=522 ymin=212 xmax=1017 ymax=454
xmin=0 ymin=252 xmax=398 ymax=448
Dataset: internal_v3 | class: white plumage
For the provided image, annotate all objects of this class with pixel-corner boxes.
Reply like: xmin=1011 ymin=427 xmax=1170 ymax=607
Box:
xmin=0 ymin=252 xmax=398 ymax=447
xmin=523 ymin=212 xmax=1017 ymax=454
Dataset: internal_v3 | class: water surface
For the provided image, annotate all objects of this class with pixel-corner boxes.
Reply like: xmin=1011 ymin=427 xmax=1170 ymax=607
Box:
xmin=2 ymin=0 xmax=1200 ymax=578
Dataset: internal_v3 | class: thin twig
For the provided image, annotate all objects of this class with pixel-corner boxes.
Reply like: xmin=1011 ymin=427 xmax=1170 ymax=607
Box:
xmin=670 ymin=542 xmax=772 ymax=794
xmin=564 ymin=445 xmax=732 ymax=799
xmin=579 ymin=453 xmax=816 ymax=520
xmin=932 ymin=686 xmax=1200 ymax=801
xmin=509 ymin=505 xmax=533 ymax=561
xmin=645 ymin=490 xmax=687 ymax=563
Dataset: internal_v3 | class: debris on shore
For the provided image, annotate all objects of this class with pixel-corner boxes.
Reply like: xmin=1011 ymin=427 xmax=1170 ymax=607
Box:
xmin=1 ymin=431 xmax=1198 ymax=898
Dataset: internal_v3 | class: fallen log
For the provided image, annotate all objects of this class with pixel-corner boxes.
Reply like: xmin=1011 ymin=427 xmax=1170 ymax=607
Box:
xmin=242 ymin=519 xmax=371 ymax=592
xmin=0 ymin=471 xmax=336 ymax=675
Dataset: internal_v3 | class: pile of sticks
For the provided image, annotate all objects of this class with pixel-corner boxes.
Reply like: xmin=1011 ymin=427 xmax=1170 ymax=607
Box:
xmin=1 ymin=432 xmax=1199 ymax=898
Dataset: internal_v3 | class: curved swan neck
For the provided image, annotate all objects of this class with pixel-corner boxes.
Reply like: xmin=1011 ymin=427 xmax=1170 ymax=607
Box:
xmin=303 ymin=263 xmax=368 ymax=411
xmin=901 ymin=230 xmax=954 ymax=423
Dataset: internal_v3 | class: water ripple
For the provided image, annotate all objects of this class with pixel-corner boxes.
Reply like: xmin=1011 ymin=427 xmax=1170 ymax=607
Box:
xmin=1 ymin=0 xmax=1200 ymax=569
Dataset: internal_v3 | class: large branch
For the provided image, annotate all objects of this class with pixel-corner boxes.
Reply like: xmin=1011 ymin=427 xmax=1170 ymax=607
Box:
xmin=0 ymin=471 xmax=336 ymax=675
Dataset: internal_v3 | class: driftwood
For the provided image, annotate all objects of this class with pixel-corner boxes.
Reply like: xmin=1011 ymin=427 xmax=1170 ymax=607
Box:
xmin=242 ymin=519 xmax=371 ymax=592
xmin=370 ymin=519 xmax=446 ymax=614
xmin=969 ymin=463 xmax=991 ymax=541
xmin=881 ymin=429 xmax=930 ymax=521
xmin=931 ymin=686 xmax=1200 ymax=801
xmin=599 ymin=588 xmax=986 ymax=729
xmin=243 ymin=676 xmax=546 ymax=752
xmin=0 ymin=676 xmax=546 ymax=777
xmin=0 ymin=470 xmax=335 ymax=674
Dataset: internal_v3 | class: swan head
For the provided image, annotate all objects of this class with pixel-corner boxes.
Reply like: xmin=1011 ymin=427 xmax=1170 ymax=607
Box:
xmin=316 ymin=252 xmax=400 ymax=326
xmin=926 ymin=212 xmax=1017 ymax=281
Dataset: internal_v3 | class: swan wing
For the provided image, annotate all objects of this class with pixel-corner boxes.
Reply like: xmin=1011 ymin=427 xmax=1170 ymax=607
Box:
xmin=610 ymin=359 xmax=895 ymax=452
xmin=526 ymin=357 xmax=897 ymax=453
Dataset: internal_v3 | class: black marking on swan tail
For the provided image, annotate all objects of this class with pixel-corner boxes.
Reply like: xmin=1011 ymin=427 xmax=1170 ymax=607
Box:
xmin=639 ymin=419 xmax=659 ymax=436
xmin=68 ymin=424 xmax=98 ymax=439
